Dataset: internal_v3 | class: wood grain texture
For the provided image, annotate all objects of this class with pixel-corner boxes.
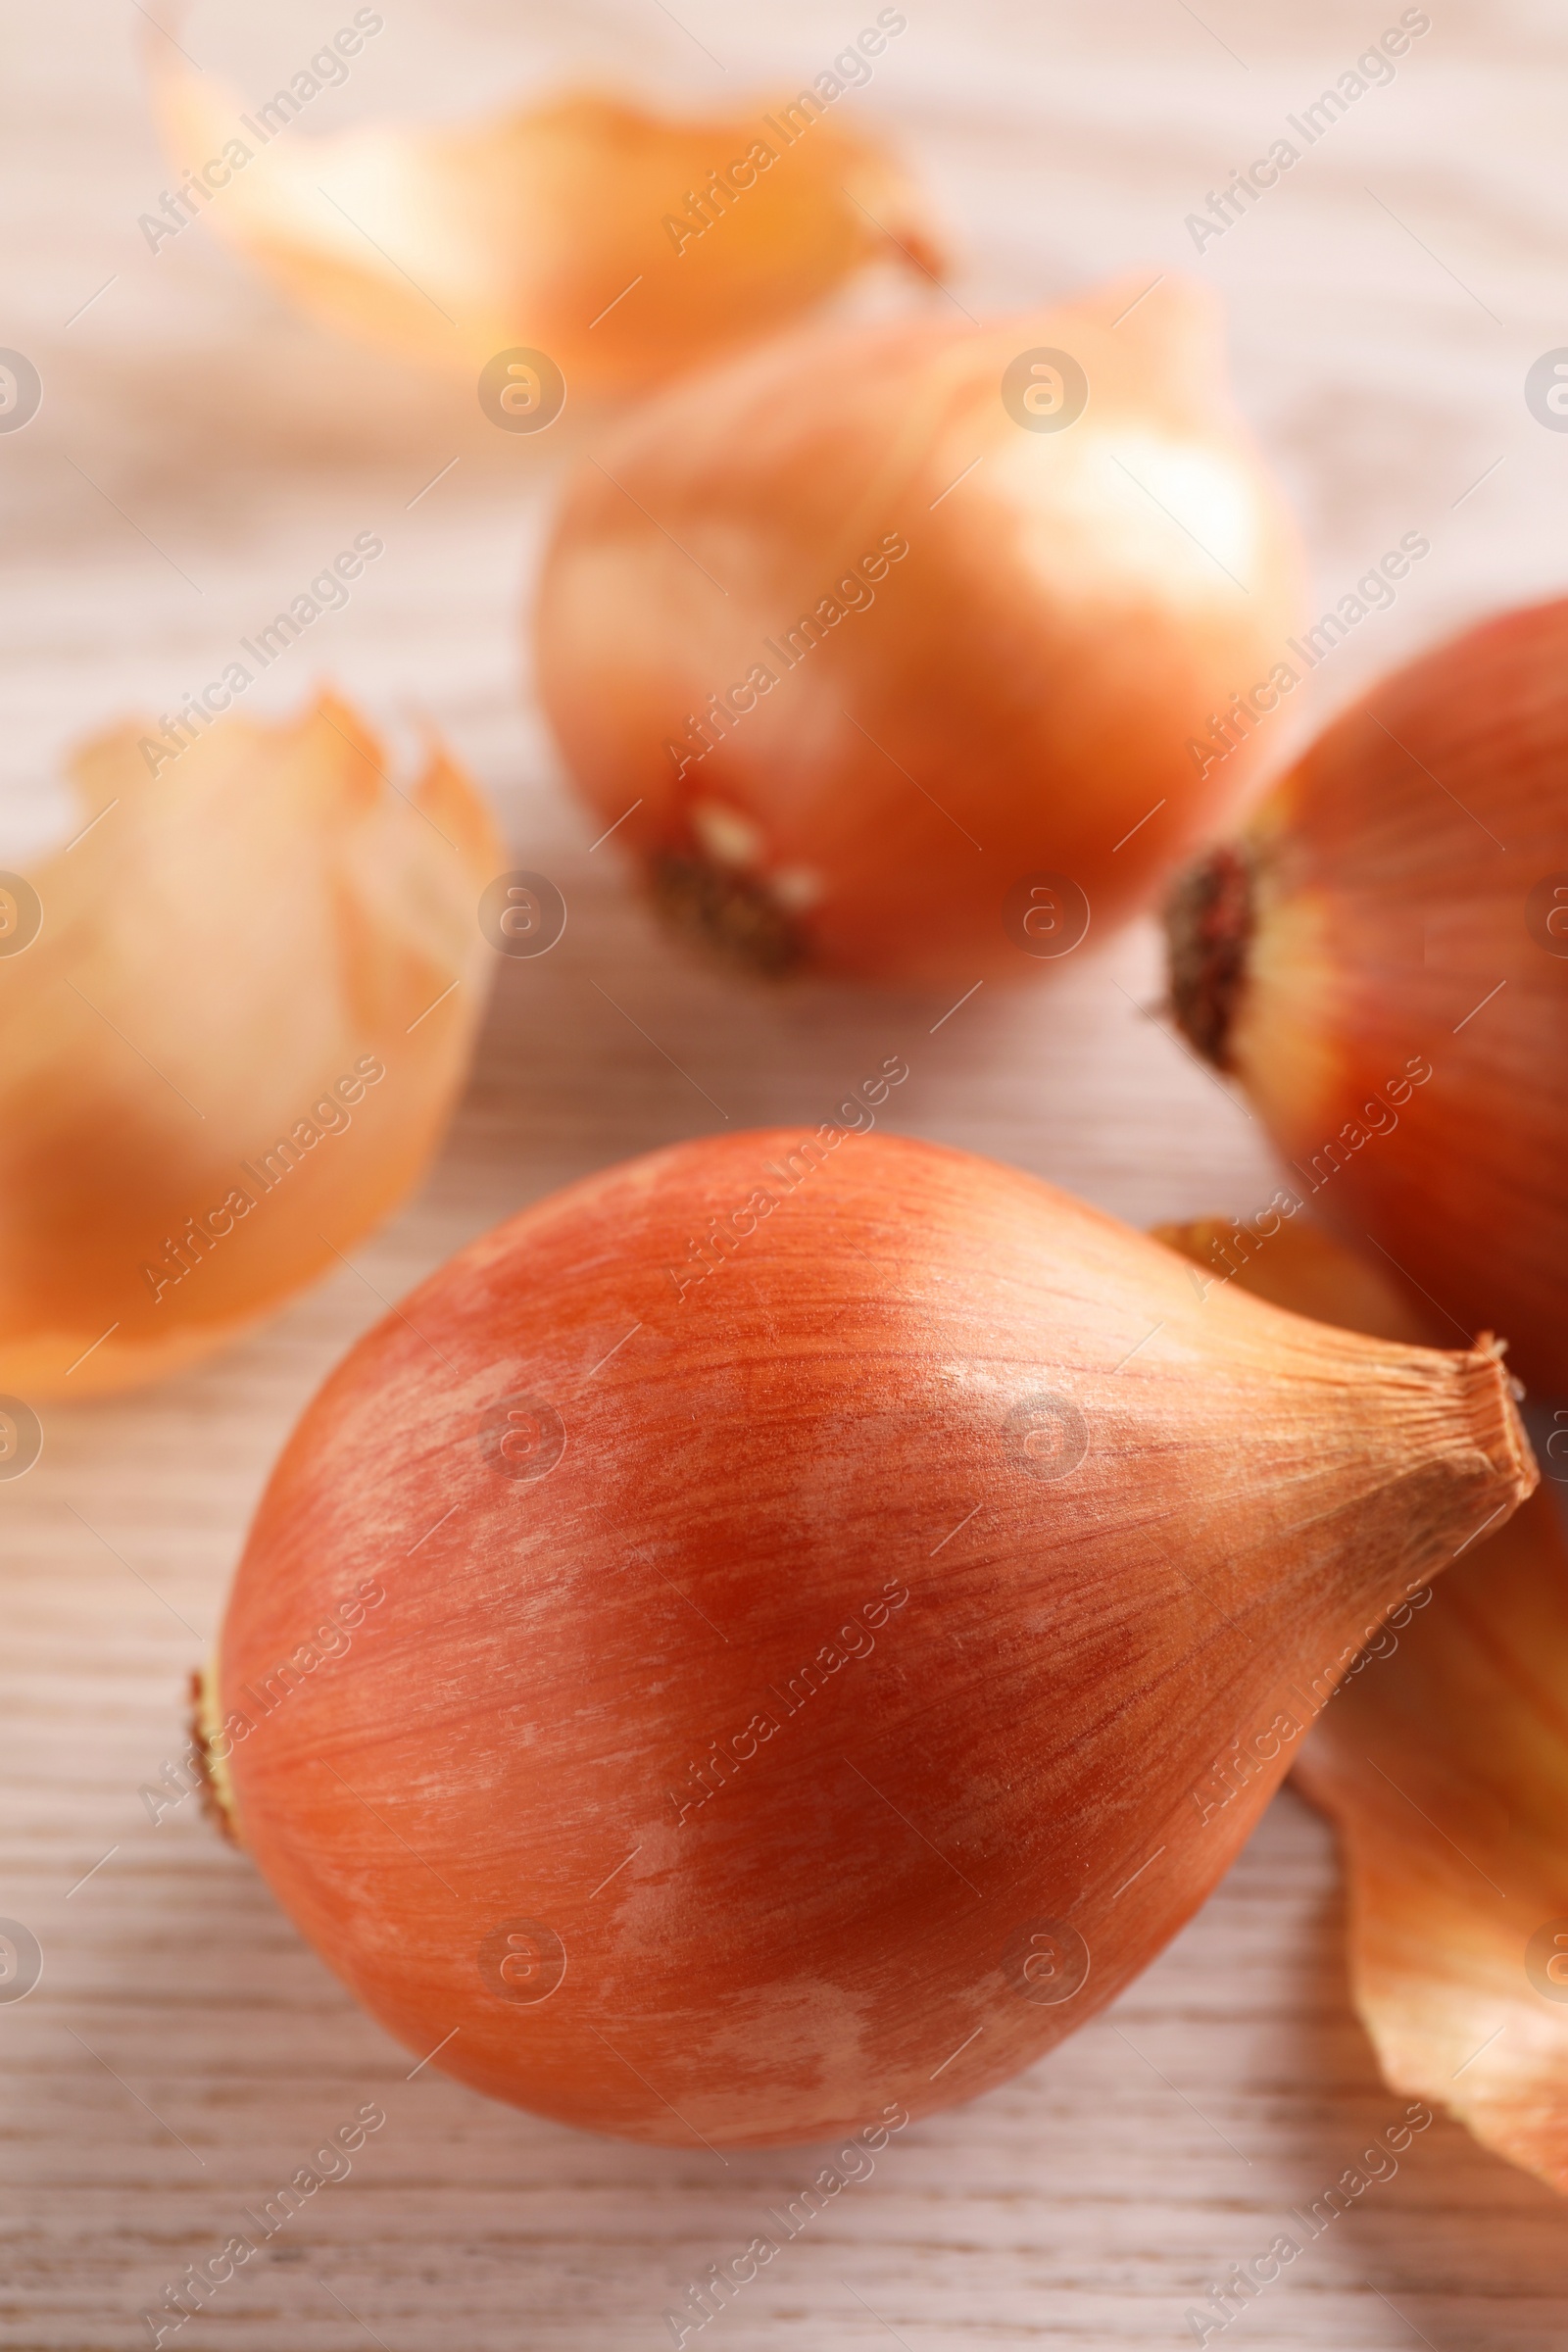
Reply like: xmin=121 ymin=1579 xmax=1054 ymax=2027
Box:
xmin=4 ymin=0 xmax=1568 ymax=2344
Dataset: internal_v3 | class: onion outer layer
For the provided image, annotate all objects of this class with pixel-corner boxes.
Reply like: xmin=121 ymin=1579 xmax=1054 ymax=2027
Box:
xmin=208 ymin=1130 xmax=1532 ymax=2146
xmin=1161 ymin=1211 xmax=1568 ymax=2202
xmin=1165 ymin=595 xmax=1568 ymax=1395
xmin=537 ymin=274 xmax=1303 ymax=986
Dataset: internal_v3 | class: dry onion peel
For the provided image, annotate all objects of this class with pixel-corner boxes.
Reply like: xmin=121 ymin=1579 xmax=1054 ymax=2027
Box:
xmin=1166 ymin=594 xmax=1568 ymax=1393
xmin=145 ymin=47 xmax=942 ymax=392
xmin=1159 ymin=1212 xmax=1568 ymax=2198
xmin=536 ymin=273 xmax=1302 ymax=985
xmin=0 ymin=692 xmax=498 ymax=1398
xmin=202 ymin=1130 xmax=1529 ymax=2147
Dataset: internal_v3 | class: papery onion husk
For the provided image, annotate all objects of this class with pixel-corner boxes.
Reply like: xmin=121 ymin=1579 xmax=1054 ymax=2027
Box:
xmin=535 ymin=275 xmax=1302 ymax=986
xmin=0 ymin=693 xmax=498 ymax=1397
xmin=1165 ymin=595 xmax=1568 ymax=1394
xmin=146 ymin=53 xmax=942 ymax=393
xmin=1158 ymin=1209 xmax=1568 ymax=2199
xmin=203 ymin=1129 xmax=1530 ymax=2147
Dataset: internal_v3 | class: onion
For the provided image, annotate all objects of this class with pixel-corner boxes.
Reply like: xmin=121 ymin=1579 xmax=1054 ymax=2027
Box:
xmin=1165 ymin=596 xmax=1568 ymax=1393
xmin=145 ymin=50 xmax=941 ymax=395
xmin=0 ymin=693 xmax=497 ymax=1398
xmin=1159 ymin=1210 xmax=1568 ymax=2201
xmin=535 ymin=275 xmax=1301 ymax=985
xmin=200 ymin=1128 xmax=1531 ymax=2147
xmin=1298 ymin=1482 xmax=1568 ymax=2198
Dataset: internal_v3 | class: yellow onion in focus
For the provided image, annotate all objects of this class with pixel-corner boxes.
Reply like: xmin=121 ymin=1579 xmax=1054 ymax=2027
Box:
xmin=536 ymin=275 xmax=1301 ymax=985
xmin=145 ymin=40 xmax=943 ymax=393
xmin=0 ymin=693 xmax=498 ymax=1399
xmin=1159 ymin=1211 xmax=1568 ymax=2200
xmin=199 ymin=1132 xmax=1531 ymax=2147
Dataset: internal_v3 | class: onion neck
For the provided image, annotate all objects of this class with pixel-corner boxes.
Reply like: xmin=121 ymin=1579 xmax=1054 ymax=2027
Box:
xmin=1164 ymin=843 xmax=1255 ymax=1071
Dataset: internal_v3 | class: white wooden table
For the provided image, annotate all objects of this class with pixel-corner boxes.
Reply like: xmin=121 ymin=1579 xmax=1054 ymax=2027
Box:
xmin=5 ymin=2 xmax=1568 ymax=2343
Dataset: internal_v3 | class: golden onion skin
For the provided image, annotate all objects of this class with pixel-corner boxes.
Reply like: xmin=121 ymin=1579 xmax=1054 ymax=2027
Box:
xmin=1161 ymin=1211 xmax=1568 ymax=2202
xmin=0 ymin=696 xmax=498 ymax=1397
xmin=148 ymin=64 xmax=943 ymax=394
